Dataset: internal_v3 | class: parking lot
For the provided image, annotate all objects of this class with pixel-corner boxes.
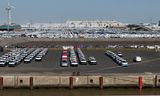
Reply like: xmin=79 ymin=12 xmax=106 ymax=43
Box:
xmin=0 ymin=48 xmax=160 ymax=74
xmin=1 ymin=30 xmax=160 ymax=39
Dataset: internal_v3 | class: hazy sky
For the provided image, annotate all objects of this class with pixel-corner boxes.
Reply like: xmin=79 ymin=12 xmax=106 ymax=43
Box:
xmin=0 ymin=0 xmax=160 ymax=24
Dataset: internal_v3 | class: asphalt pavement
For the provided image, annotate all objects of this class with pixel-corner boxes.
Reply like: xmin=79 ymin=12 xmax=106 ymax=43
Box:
xmin=0 ymin=49 xmax=160 ymax=74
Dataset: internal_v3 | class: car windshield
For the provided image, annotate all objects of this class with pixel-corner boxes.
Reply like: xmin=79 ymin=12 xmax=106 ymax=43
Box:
xmin=62 ymin=60 xmax=67 ymax=63
xmin=90 ymin=57 xmax=95 ymax=60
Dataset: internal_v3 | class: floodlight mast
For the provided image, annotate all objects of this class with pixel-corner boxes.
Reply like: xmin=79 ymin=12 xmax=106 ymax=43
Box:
xmin=5 ymin=2 xmax=14 ymax=25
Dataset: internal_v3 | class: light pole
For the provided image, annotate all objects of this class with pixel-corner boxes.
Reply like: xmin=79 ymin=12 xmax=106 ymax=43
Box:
xmin=5 ymin=2 xmax=14 ymax=31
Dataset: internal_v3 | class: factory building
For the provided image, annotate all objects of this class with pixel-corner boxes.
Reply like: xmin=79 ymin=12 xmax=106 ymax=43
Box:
xmin=21 ymin=20 xmax=126 ymax=31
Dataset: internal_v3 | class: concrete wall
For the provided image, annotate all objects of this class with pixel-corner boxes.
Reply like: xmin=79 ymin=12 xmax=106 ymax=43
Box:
xmin=143 ymin=75 xmax=155 ymax=87
xmin=3 ymin=76 xmax=15 ymax=87
xmin=0 ymin=74 xmax=158 ymax=88
xmin=87 ymin=76 xmax=100 ymax=87
xmin=103 ymin=75 xmax=155 ymax=87
xmin=73 ymin=76 xmax=88 ymax=87
xmin=59 ymin=76 xmax=70 ymax=87
xmin=104 ymin=76 xmax=138 ymax=87
xmin=33 ymin=76 xmax=59 ymax=87
xmin=17 ymin=76 xmax=30 ymax=87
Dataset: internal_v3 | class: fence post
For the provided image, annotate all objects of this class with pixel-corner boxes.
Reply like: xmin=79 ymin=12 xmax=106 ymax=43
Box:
xmin=30 ymin=77 xmax=33 ymax=89
xmin=0 ymin=77 xmax=3 ymax=89
xmin=139 ymin=76 xmax=143 ymax=92
xmin=69 ymin=77 xmax=73 ymax=89
xmin=99 ymin=77 xmax=103 ymax=89
xmin=154 ymin=75 xmax=158 ymax=88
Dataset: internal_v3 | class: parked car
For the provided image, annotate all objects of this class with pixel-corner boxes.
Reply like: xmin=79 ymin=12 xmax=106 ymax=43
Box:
xmin=88 ymin=57 xmax=97 ymax=65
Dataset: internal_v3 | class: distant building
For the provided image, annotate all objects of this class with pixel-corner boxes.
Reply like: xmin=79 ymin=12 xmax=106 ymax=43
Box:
xmin=21 ymin=22 xmax=67 ymax=31
xmin=127 ymin=24 xmax=153 ymax=31
xmin=142 ymin=22 xmax=160 ymax=31
xmin=66 ymin=20 xmax=126 ymax=28
xmin=21 ymin=20 xmax=126 ymax=31
xmin=0 ymin=23 xmax=21 ymax=31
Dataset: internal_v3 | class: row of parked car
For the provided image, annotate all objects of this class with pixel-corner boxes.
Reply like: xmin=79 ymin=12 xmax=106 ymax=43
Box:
xmin=35 ymin=48 xmax=48 ymax=61
xmin=61 ymin=49 xmax=69 ymax=67
xmin=24 ymin=48 xmax=48 ymax=63
xmin=0 ymin=48 xmax=29 ymax=67
xmin=2 ymin=29 xmax=160 ymax=39
xmin=69 ymin=48 xmax=79 ymax=66
xmin=61 ymin=47 xmax=97 ymax=67
xmin=76 ymin=48 xmax=87 ymax=64
xmin=105 ymin=50 xmax=128 ymax=67
xmin=0 ymin=48 xmax=48 ymax=67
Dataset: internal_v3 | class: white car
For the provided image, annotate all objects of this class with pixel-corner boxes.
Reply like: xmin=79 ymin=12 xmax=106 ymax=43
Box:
xmin=0 ymin=61 xmax=6 ymax=67
xmin=88 ymin=57 xmax=97 ymax=65
xmin=35 ymin=56 xmax=42 ymax=61
xmin=120 ymin=60 xmax=128 ymax=67
xmin=117 ymin=52 xmax=123 ymax=57
xmin=8 ymin=61 xmax=17 ymax=67
xmin=61 ymin=59 xmax=68 ymax=67
xmin=24 ymin=58 xmax=31 ymax=63
xmin=134 ymin=56 xmax=142 ymax=62
xmin=79 ymin=57 xmax=87 ymax=65
xmin=70 ymin=58 xmax=78 ymax=66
